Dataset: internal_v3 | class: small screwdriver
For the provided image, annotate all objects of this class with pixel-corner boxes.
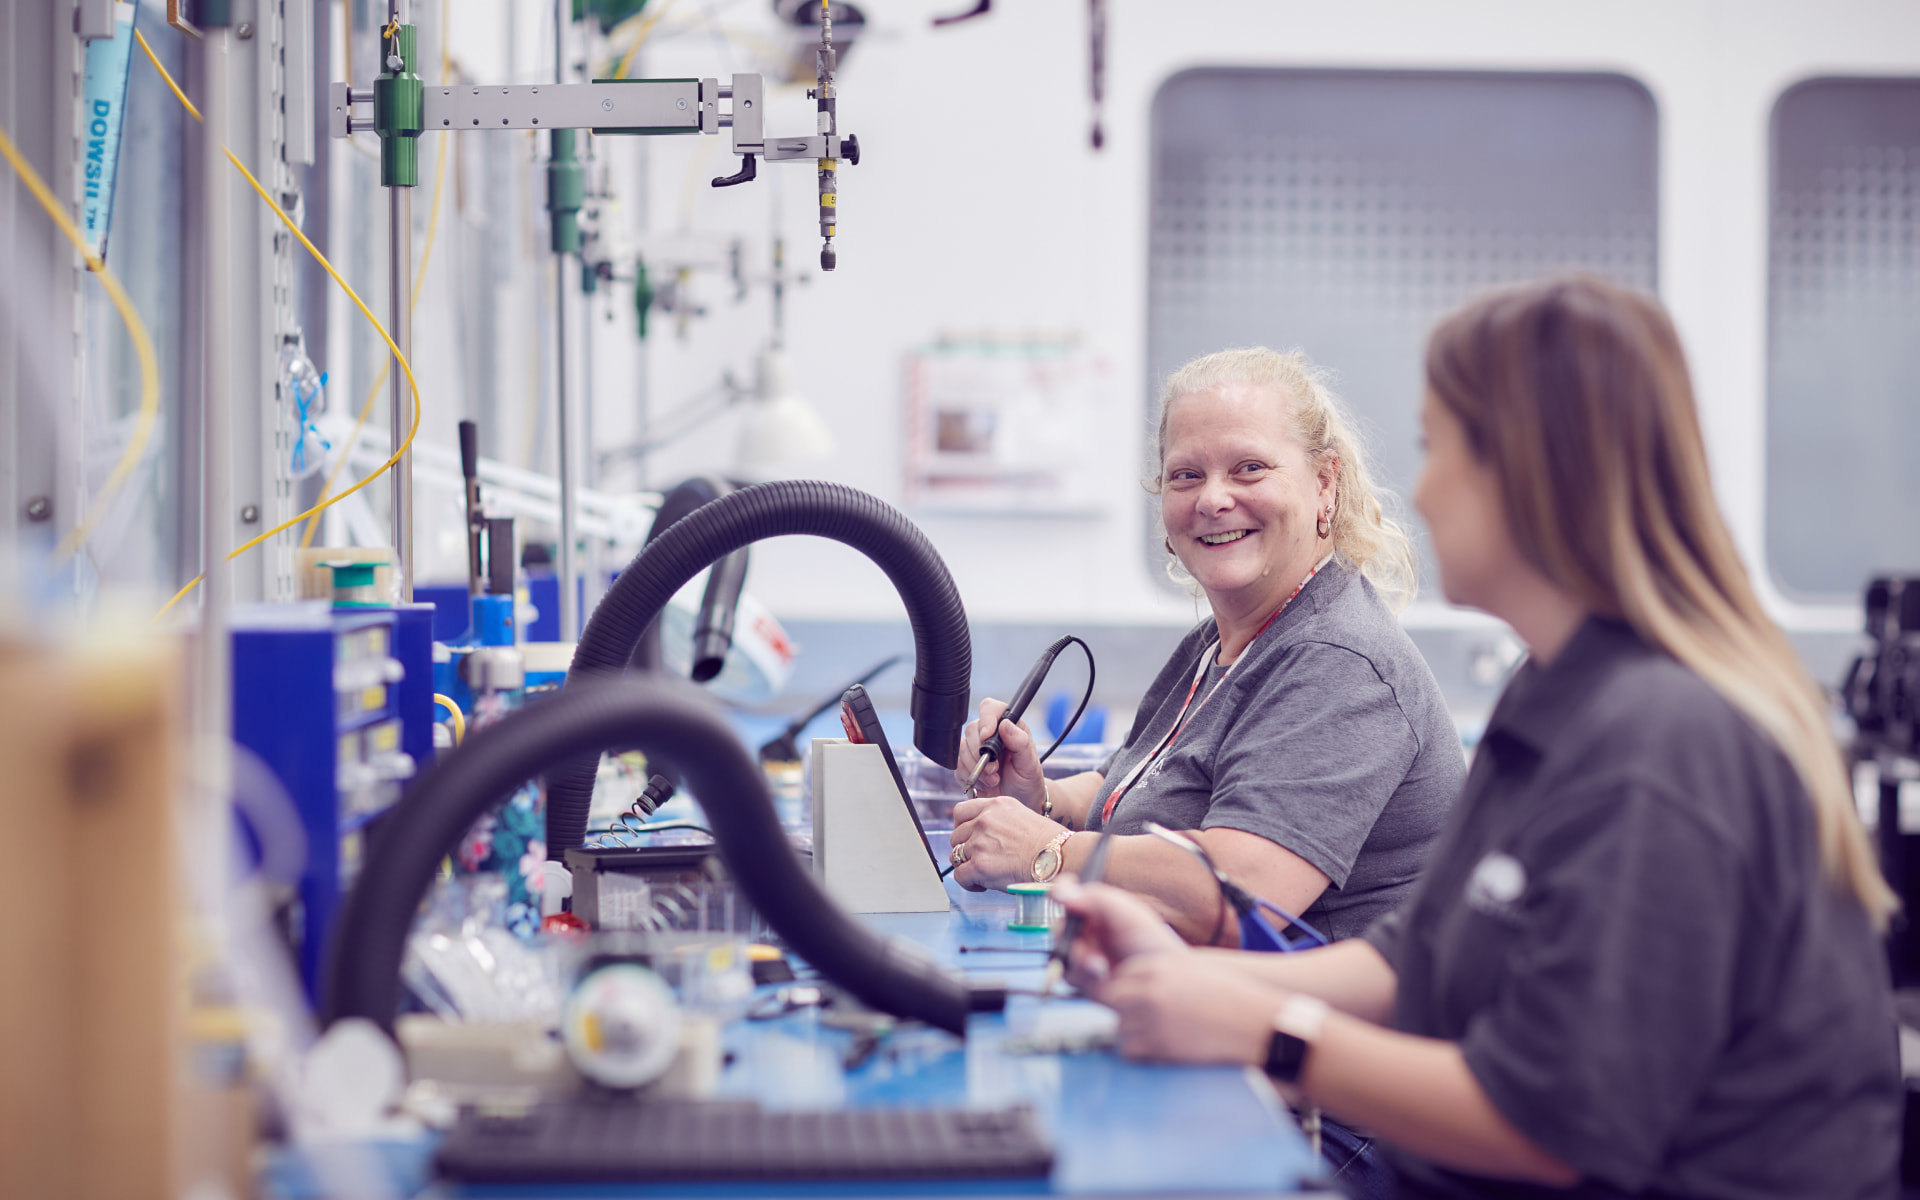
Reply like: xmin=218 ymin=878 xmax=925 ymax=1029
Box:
xmin=963 ymin=635 xmax=1077 ymax=794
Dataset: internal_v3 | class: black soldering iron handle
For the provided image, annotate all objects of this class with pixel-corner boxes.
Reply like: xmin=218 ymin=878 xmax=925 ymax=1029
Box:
xmin=459 ymin=420 xmax=484 ymax=598
xmin=977 ymin=635 xmax=1075 ymax=769
xmin=1046 ymin=824 xmax=1116 ymax=990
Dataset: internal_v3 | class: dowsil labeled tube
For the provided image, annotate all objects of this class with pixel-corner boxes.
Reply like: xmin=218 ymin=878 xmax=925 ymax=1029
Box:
xmin=79 ymin=2 xmax=137 ymax=260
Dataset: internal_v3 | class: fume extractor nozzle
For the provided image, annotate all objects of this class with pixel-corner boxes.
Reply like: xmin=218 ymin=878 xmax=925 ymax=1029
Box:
xmin=545 ymin=480 xmax=973 ymax=856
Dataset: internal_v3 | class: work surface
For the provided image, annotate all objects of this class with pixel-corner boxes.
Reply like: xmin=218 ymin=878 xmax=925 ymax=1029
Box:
xmin=278 ymin=868 xmax=1325 ymax=1198
xmin=421 ymin=872 xmax=1321 ymax=1198
xmin=821 ymin=878 xmax=1324 ymax=1196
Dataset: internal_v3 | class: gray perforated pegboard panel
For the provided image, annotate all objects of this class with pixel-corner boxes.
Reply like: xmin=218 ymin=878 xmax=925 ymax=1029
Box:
xmin=1768 ymin=78 xmax=1920 ymax=601
xmin=1146 ymin=69 xmax=1658 ymax=594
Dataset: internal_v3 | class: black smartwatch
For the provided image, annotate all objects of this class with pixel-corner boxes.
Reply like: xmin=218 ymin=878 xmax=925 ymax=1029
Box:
xmin=1262 ymin=995 xmax=1330 ymax=1084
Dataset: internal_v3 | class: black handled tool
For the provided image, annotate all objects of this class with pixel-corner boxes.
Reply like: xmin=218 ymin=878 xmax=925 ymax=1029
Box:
xmin=964 ymin=635 xmax=1087 ymax=794
xmin=1044 ymin=823 xmax=1115 ymax=995
xmin=459 ymin=419 xmax=484 ymax=598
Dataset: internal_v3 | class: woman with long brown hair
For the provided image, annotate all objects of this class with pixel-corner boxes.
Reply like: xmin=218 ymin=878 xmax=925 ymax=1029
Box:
xmin=1053 ymin=274 xmax=1903 ymax=1198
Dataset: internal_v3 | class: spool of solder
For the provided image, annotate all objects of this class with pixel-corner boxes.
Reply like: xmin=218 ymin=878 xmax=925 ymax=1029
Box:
xmin=1007 ymin=882 xmax=1058 ymax=934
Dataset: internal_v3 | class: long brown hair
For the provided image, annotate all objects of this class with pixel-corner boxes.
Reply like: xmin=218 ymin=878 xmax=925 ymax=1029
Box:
xmin=1425 ymin=274 xmax=1895 ymax=924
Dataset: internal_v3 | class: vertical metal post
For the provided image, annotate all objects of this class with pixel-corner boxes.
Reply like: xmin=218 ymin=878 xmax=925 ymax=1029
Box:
xmin=389 ymin=183 xmax=413 ymax=600
xmin=553 ymin=0 xmax=579 ymax=641
xmin=581 ymin=267 xmax=599 ymax=618
xmin=381 ymin=0 xmax=417 ymax=601
xmin=198 ymin=27 xmax=235 ymax=830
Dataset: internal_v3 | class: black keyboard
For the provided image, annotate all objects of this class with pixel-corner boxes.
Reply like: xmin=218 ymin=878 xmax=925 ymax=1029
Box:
xmin=436 ymin=1099 xmax=1056 ymax=1184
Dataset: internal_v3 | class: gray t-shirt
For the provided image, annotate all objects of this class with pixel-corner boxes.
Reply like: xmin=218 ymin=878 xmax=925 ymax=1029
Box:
xmin=1089 ymin=564 xmax=1463 ymax=941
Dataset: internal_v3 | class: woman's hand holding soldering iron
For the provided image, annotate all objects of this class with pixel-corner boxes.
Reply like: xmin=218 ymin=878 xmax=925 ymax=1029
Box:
xmin=1055 ymin=880 xmax=1301 ymax=1066
xmin=1051 ymin=878 xmax=1188 ymax=987
xmin=956 ymin=698 xmax=1048 ymax=807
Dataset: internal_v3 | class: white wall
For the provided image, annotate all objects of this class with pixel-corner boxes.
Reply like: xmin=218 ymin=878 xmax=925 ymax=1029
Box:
xmin=421 ymin=1 xmax=1920 ymax=632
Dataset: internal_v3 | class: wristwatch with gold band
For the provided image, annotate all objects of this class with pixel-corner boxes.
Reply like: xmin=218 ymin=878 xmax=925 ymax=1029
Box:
xmin=1031 ymin=828 xmax=1073 ymax=882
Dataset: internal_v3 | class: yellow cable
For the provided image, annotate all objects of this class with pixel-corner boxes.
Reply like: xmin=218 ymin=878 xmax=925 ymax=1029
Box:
xmin=615 ymin=0 xmax=678 ymax=79
xmin=302 ymin=0 xmax=452 ymax=548
xmin=138 ymin=30 xmax=202 ymax=119
xmin=433 ymin=693 xmax=465 ymax=744
xmin=0 ymin=130 xmax=160 ymax=568
xmin=137 ymin=30 xmax=422 ymax=621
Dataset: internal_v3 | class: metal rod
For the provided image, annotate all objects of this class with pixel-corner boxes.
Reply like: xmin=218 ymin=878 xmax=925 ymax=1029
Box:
xmin=581 ymin=273 xmax=600 ymax=619
xmin=389 ymin=183 xmax=413 ymax=600
xmin=556 ymin=259 xmax=577 ymax=641
xmin=198 ymin=28 xmax=235 ymax=862
xmin=554 ymin=0 xmax=579 ymax=641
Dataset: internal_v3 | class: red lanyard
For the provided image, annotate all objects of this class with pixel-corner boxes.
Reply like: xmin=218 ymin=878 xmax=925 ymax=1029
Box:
xmin=1099 ymin=555 xmax=1330 ymax=824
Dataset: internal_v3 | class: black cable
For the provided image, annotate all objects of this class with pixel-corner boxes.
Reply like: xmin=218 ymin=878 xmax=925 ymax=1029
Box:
xmin=940 ymin=636 xmax=1097 ymax=881
xmin=1206 ymin=875 xmax=1229 ymax=948
xmin=1032 ymin=635 xmax=1096 ymax=768
xmin=1153 ymin=821 xmax=1232 ymax=948
xmin=758 ymin=654 xmax=905 ymax=763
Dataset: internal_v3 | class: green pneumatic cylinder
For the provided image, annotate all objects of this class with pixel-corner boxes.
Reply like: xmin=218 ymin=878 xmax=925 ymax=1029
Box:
xmin=548 ymin=129 xmax=585 ymax=254
xmin=373 ymin=23 xmax=424 ymax=187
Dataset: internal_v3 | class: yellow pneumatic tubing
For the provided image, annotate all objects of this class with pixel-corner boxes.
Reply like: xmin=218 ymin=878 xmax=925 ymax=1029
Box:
xmin=0 ymin=129 xmax=160 ymax=568
xmin=614 ymin=0 xmax=680 ymax=79
xmin=136 ymin=29 xmax=422 ymax=622
xmin=433 ymin=693 xmax=466 ymax=744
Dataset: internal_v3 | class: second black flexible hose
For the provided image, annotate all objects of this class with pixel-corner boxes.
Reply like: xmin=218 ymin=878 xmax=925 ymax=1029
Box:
xmin=324 ymin=676 xmax=973 ymax=1035
xmin=547 ymin=480 xmax=973 ymax=855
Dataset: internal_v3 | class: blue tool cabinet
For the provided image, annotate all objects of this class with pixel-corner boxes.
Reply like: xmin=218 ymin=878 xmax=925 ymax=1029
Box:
xmin=231 ymin=603 xmax=421 ymax=1000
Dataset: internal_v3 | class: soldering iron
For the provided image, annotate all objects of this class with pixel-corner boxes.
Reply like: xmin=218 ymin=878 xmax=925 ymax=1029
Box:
xmin=1044 ymin=822 xmax=1115 ymax=995
xmin=963 ymin=635 xmax=1096 ymax=795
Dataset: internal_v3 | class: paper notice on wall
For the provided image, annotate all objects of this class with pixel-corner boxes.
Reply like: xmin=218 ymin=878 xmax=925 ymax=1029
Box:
xmin=903 ymin=335 xmax=1111 ymax=516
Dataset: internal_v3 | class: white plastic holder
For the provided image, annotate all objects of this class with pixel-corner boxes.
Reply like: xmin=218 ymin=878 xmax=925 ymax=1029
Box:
xmin=537 ymin=859 xmax=574 ymax=919
xmin=809 ymin=738 xmax=949 ymax=914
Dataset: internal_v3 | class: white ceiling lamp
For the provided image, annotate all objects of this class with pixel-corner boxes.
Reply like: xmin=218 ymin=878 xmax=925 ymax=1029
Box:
xmin=735 ymin=346 xmax=834 ymax=477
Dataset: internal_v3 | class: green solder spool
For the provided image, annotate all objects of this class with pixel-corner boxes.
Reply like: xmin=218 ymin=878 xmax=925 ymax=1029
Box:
xmin=1006 ymin=883 xmax=1058 ymax=934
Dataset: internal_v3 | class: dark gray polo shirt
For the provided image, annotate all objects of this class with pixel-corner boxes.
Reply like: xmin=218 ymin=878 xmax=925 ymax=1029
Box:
xmin=1088 ymin=564 xmax=1463 ymax=942
xmin=1366 ymin=617 xmax=1903 ymax=1199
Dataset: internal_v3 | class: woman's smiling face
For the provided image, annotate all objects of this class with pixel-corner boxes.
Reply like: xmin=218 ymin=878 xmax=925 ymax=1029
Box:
xmin=1160 ymin=384 xmax=1333 ymax=612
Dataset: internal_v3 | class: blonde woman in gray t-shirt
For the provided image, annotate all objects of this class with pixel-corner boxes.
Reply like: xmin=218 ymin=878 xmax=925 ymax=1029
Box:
xmin=948 ymin=349 xmax=1464 ymax=947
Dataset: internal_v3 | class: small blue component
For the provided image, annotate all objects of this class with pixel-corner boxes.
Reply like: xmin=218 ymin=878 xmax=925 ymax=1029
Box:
xmin=473 ymin=593 xmax=515 ymax=646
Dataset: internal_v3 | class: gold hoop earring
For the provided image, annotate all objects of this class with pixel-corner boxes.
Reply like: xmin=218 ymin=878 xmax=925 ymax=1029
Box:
xmin=1316 ymin=509 xmax=1332 ymax=539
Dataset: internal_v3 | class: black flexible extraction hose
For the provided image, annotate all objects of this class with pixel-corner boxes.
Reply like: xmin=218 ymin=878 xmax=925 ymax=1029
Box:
xmin=324 ymin=677 xmax=973 ymax=1035
xmin=628 ymin=476 xmax=747 ymax=679
xmin=546 ymin=480 xmax=973 ymax=856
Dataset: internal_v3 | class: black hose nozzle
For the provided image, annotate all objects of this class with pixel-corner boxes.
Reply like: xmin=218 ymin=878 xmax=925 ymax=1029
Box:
xmin=547 ymin=480 xmax=972 ymax=856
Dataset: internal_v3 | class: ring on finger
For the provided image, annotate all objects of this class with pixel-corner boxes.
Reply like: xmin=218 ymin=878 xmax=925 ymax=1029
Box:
xmin=949 ymin=842 xmax=969 ymax=866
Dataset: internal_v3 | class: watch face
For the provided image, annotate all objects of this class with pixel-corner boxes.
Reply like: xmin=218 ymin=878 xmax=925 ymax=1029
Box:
xmin=1033 ymin=847 xmax=1062 ymax=881
xmin=1265 ymin=1029 xmax=1308 ymax=1083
